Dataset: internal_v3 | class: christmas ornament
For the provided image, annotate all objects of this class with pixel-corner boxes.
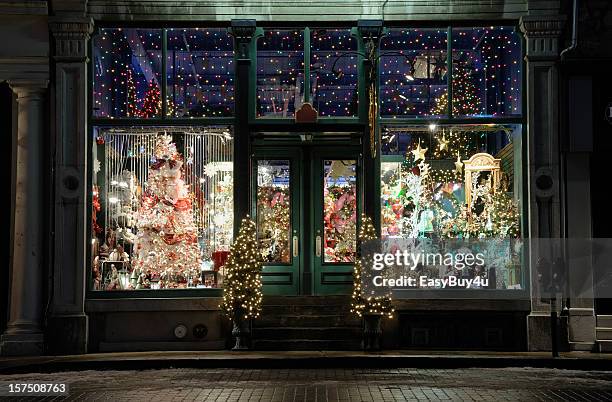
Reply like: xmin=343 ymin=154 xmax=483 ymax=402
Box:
xmin=410 ymin=141 xmax=427 ymax=162
xmin=438 ymin=131 xmax=449 ymax=152
xmin=454 ymin=153 xmax=464 ymax=173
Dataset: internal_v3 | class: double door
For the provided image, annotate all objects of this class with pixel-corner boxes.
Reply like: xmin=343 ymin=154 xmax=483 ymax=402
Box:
xmin=252 ymin=145 xmax=361 ymax=295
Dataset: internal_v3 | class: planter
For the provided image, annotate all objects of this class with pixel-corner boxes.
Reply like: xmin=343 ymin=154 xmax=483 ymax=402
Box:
xmin=231 ymin=316 xmax=251 ymax=350
xmin=362 ymin=313 xmax=383 ymax=351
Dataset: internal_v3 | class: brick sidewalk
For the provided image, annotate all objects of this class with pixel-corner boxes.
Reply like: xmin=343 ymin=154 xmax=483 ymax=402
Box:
xmin=2 ymin=367 xmax=612 ymax=401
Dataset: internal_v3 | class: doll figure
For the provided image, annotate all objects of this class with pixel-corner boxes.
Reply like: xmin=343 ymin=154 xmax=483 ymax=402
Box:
xmin=109 ymin=244 xmax=130 ymax=263
xmin=106 ymin=264 xmax=120 ymax=291
xmin=92 ymin=256 xmax=102 ymax=290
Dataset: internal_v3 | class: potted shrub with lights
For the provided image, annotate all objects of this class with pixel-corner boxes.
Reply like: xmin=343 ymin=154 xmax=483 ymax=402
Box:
xmin=220 ymin=216 xmax=263 ymax=350
xmin=351 ymin=214 xmax=394 ymax=351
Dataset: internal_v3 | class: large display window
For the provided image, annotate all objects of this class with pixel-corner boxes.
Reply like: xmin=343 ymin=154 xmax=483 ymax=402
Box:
xmin=380 ymin=124 xmax=524 ymax=290
xmin=91 ymin=127 xmax=233 ymax=291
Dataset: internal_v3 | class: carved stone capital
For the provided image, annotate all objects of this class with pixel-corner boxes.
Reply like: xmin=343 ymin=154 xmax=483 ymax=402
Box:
xmin=520 ymin=15 xmax=566 ymax=61
xmin=49 ymin=17 xmax=94 ymax=62
xmin=229 ymin=19 xmax=257 ymax=59
xmin=8 ymin=79 xmax=48 ymax=100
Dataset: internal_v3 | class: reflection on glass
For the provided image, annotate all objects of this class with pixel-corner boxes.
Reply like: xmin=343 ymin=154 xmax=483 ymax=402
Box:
xmin=310 ymin=28 xmax=358 ymax=117
xmin=166 ymin=28 xmax=234 ymax=117
xmin=257 ymin=160 xmax=291 ymax=263
xmin=379 ymin=29 xmax=448 ymax=118
xmin=323 ymin=160 xmax=357 ymax=263
xmin=257 ymin=30 xmax=305 ymax=118
xmin=92 ymin=28 xmax=163 ymax=118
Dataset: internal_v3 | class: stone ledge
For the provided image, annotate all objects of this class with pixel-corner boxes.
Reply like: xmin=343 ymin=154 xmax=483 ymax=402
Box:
xmin=86 ymin=297 xmax=223 ymax=312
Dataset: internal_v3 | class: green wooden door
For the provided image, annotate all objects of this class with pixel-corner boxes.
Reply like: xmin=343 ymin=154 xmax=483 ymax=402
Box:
xmin=253 ymin=145 xmax=360 ymax=295
xmin=311 ymin=148 xmax=360 ymax=295
xmin=252 ymin=148 xmax=302 ymax=295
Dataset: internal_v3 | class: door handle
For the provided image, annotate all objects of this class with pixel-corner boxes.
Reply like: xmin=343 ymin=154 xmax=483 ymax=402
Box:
xmin=292 ymin=235 xmax=298 ymax=258
xmin=315 ymin=235 xmax=322 ymax=257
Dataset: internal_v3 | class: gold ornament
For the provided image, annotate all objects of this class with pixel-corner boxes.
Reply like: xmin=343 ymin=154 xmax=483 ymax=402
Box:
xmin=454 ymin=152 xmax=463 ymax=173
xmin=438 ymin=131 xmax=449 ymax=152
xmin=411 ymin=141 xmax=428 ymax=162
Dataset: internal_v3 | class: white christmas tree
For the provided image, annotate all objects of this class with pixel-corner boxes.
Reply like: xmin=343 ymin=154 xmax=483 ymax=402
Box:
xmin=131 ymin=134 xmax=202 ymax=289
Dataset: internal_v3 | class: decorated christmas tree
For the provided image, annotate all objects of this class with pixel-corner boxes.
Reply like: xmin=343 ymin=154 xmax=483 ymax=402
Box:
xmin=430 ymin=58 xmax=480 ymax=117
xmin=126 ymin=68 xmax=138 ymax=117
xmin=140 ymin=79 xmax=161 ymax=118
xmin=220 ymin=217 xmax=263 ymax=320
xmin=351 ymin=215 xmax=394 ymax=318
xmin=131 ymin=135 xmax=202 ymax=289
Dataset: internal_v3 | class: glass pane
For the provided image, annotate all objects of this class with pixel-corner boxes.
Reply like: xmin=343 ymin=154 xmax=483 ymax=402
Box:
xmin=257 ymin=160 xmax=291 ymax=263
xmin=93 ymin=28 xmax=163 ymax=118
xmin=166 ymin=28 xmax=234 ymax=117
xmin=323 ymin=160 xmax=357 ymax=263
xmin=379 ymin=29 xmax=448 ymax=118
xmin=90 ymin=126 xmax=234 ymax=291
xmin=451 ymin=27 xmax=522 ymax=117
xmin=310 ymin=28 xmax=358 ymax=117
xmin=257 ymin=30 xmax=305 ymax=118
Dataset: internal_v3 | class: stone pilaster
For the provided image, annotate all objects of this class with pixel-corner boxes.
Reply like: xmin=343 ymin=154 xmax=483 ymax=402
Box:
xmin=521 ymin=15 xmax=596 ymax=352
xmin=47 ymin=16 xmax=93 ymax=355
xmin=519 ymin=15 xmax=568 ymax=351
xmin=0 ymin=80 xmax=48 ymax=356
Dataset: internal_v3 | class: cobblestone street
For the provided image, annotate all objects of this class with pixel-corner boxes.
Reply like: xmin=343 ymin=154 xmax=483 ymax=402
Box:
xmin=2 ymin=367 xmax=612 ymax=401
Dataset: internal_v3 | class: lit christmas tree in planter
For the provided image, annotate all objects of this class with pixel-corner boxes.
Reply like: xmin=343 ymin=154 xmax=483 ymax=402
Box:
xmin=220 ymin=217 xmax=263 ymax=350
xmin=131 ymin=135 xmax=202 ymax=289
xmin=351 ymin=214 xmax=394 ymax=351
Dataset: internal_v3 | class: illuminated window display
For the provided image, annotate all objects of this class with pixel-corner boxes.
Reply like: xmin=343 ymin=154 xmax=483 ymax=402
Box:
xmin=323 ymin=160 xmax=357 ymax=263
xmin=379 ymin=29 xmax=448 ymax=118
xmin=450 ymin=27 xmax=522 ymax=117
xmin=310 ymin=28 xmax=358 ymax=117
xmin=93 ymin=28 xmax=163 ymax=118
xmin=256 ymin=160 xmax=291 ymax=263
xmin=166 ymin=28 xmax=234 ymax=117
xmin=257 ymin=29 xmax=305 ymax=117
xmin=380 ymin=124 xmax=523 ymax=289
xmin=91 ymin=127 xmax=233 ymax=290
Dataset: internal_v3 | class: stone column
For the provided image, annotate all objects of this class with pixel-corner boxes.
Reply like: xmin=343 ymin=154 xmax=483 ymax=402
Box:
xmin=520 ymin=15 xmax=567 ymax=351
xmin=46 ymin=17 xmax=93 ymax=355
xmin=0 ymin=80 xmax=48 ymax=356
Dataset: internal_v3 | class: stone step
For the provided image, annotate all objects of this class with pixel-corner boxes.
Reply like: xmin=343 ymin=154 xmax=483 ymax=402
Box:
xmin=255 ymin=314 xmax=361 ymax=328
xmin=261 ymin=304 xmax=353 ymax=316
xmin=598 ymin=340 xmax=612 ymax=353
xmin=262 ymin=296 xmax=352 ymax=306
xmin=252 ymin=339 xmax=362 ymax=351
xmin=596 ymin=315 xmax=612 ymax=328
xmin=253 ymin=326 xmax=362 ymax=340
xmin=596 ymin=327 xmax=612 ymax=341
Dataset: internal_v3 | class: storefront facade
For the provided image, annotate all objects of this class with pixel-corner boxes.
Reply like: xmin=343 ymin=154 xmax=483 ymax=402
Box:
xmin=0 ymin=0 xmax=607 ymax=355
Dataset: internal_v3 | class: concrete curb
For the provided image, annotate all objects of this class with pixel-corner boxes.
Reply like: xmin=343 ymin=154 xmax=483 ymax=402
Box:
xmin=1 ymin=352 xmax=611 ymax=374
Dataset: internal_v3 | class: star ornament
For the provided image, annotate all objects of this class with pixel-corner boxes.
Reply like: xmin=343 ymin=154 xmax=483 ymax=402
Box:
xmin=454 ymin=153 xmax=463 ymax=173
xmin=438 ymin=132 xmax=449 ymax=152
xmin=411 ymin=141 xmax=428 ymax=162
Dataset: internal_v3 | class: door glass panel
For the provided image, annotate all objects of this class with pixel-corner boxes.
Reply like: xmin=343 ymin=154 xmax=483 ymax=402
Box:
xmin=323 ymin=160 xmax=357 ymax=263
xmin=257 ymin=160 xmax=291 ymax=263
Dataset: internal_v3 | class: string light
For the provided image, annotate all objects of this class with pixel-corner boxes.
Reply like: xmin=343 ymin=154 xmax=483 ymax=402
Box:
xmin=220 ymin=216 xmax=263 ymax=320
xmin=93 ymin=28 xmax=234 ymax=118
xmin=379 ymin=27 xmax=521 ymax=118
xmin=351 ymin=214 xmax=394 ymax=318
